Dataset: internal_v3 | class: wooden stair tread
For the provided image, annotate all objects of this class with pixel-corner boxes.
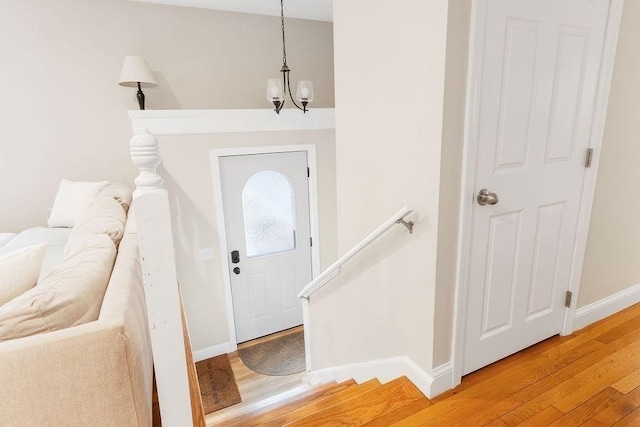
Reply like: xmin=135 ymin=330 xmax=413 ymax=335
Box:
xmin=260 ymin=378 xmax=382 ymax=426
xmin=219 ymin=379 xmax=355 ymax=427
xmin=285 ymin=376 xmax=426 ymax=426
xmin=211 ymin=381 xmax=337 ymax=426
xmin=208 ymin=382 xmax=319 ymax=425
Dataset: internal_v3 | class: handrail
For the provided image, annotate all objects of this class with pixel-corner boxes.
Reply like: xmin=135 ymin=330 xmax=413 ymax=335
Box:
xmin=298 ymin=206 xmax=415 ymax=300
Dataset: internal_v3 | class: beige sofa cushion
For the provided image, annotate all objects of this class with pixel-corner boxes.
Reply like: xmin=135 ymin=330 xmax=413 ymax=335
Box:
xmin=64 ymin=197 xmax=126 ymax=257
xmin=0 ymin=234 xmax=116 ymax=342
xmin=97 ymin=182 xmax=133 ymax=213
xmin=0 ymin=242 xmax=48 ymax=306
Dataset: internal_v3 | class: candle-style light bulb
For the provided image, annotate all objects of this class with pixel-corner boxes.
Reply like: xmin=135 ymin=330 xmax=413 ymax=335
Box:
xmin=295 ymin=80 xmax=314 ymax=106
xmin=266 ymin=78 xmax=284 ymax=103
xmin=271 ymin=85 xmax=281 ymax=100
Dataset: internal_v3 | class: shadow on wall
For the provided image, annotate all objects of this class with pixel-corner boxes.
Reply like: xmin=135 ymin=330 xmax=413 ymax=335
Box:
xmin=159 ymin=164 xmax=218 ymax=303
xmin=123 ymin=72 xmax=182 ymax=110
xmin=313 ymin=212 xmax=432 ymax=303
xmin=307 ymin=212 xmax=433 ymax=368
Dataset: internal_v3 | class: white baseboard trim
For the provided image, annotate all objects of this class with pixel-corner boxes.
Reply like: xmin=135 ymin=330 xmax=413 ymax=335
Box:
xmin=307 ymin=357 xmax=453 ymax=398
xmin=573 ymin=282 xmax=640 ymax=331
xmin=192 ymin=341 xmax=233 ymax=362
xmin=430 ymin=361 xmax=454 ymax=397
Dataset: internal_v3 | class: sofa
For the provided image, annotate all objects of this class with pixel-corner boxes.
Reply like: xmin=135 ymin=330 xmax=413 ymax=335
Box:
xmin=0 ymin=181 xmax=153 ymax=426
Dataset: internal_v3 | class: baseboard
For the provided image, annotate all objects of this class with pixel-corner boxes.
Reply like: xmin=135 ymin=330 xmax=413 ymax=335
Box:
xmin=307 ymin=357 xmax=453 ymax=398
xmin=192 ymin=341 xmax=233 ymax=362
xmin=573 ymin=282 xmax=640 ymax=331
xmin=429 ymin=361 xmax=454 ymax=397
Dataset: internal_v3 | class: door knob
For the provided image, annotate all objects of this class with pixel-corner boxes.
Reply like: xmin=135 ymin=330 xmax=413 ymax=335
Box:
xmin=477 ymin=188 xmax=499 ymax=206
xmin=233 ymin=267 xmax=240 ymax=275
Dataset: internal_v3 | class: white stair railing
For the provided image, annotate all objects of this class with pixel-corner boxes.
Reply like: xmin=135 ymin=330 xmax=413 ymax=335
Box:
xmin=298 ymin=206 xmax=415 ymax=301
xmin=130 ymin=133 xmax=195 ymax=426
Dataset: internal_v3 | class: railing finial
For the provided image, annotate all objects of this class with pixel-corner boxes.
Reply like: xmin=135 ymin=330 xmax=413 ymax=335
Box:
xmin=130 ymin=133 xmax=164 ymax=196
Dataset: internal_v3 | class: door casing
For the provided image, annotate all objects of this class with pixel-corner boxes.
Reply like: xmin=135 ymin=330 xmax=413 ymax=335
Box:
xmin=210 ymin=144 xmax=321 ymax=353
xmin=451 ymin=0 xmax=625 ymax=386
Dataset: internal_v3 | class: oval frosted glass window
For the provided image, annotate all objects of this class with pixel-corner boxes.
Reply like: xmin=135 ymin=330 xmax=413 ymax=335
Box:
xmin=242 ymin=170 xmax=296 ymax=258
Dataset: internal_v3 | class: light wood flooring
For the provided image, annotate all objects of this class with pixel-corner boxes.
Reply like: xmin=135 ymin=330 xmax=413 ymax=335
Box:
xmin=206 ymin=303 xmax=640 ymax=425
xmin=206 ymin=327 xmax=308 ymax=426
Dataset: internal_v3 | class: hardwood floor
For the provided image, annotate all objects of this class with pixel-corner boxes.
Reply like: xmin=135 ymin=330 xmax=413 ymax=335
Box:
xmin=205 ymin=303 xmax=640 ymax=425
xmin=206 ymin=327 xmax=308 ymax=426
xmin=401 ymin=302 xmax=640 ymax=426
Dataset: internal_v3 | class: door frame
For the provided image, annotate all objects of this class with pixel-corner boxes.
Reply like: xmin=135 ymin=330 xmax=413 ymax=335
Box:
xmin=451 ymin=0 xmax=625 ymax=386
xmin=210 ymin=144 xmax=321 ymax=351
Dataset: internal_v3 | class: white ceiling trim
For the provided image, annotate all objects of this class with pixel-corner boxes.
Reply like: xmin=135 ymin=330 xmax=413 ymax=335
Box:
xmin=130 ymin=0 xmax=333 ymax=22
xmin=127 ymin=109 xmax=336 ymax=135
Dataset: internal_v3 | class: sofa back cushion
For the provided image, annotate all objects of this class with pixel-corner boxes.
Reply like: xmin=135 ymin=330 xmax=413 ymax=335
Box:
xmin=64 ymin=197 xmax=126 ymax=257
xmin=96 ymin=182 xmax=133 ymax=213
xmin=0 ymin=234 xmax=116 ymax=342
xmin=0 ymin=242 xmax=48 ymax=306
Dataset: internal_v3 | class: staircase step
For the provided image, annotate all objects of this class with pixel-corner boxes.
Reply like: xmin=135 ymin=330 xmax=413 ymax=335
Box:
xmin=221 ymin=380 xmax=356 ymax=427
xmin=285 ymin=376 xmax=426 ymax=426
xmin=262 ymin=378 xmax=383 ymax=426
xmin=210 ymin=382 xmax=332 ymax=426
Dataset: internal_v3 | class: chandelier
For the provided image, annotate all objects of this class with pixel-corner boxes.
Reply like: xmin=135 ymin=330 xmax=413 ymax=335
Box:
xmin=266 ymin=0 xmax=314 ymax=114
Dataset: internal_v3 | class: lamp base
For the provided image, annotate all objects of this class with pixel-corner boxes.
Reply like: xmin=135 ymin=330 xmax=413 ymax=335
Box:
xmin=136 ymin=82 xmax=146 ymax=110
xmin=272 ymin=100 xmax=283 ymax=114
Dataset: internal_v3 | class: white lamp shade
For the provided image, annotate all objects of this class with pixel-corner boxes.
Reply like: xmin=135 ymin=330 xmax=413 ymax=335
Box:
xmin=266 ymin=78 xmax=284 ymax=102
xmin=118 ymin=56 xmax=157 ymax=88
xmin=296 ymin=80 xmax=314 ymax=103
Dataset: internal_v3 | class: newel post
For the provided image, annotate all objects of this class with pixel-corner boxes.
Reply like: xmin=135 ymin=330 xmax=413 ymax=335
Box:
xmin=130 ymin=133 xmax=194 ymax=426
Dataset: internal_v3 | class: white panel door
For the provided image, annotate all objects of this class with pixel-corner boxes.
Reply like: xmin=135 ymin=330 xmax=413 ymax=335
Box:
xmin=220 ymin=151 xmax=312 ymax=343
xmin=464 ymin=0 xmax=610 ymax=375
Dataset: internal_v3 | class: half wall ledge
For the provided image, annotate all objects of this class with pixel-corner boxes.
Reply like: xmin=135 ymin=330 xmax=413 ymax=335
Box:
xmin=128 ymin=108 xmax=336 ymax=136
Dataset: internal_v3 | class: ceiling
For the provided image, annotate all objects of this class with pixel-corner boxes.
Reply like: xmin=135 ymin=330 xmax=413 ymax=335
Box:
xmin=131 ymin=0 xmax=333 ymax=22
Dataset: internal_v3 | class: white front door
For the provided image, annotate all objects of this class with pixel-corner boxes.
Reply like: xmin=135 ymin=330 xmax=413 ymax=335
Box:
xmin=220 ymin=151 xmax=312 ymax=343
xmin=463 ymin=0 xmax=610 ymax=375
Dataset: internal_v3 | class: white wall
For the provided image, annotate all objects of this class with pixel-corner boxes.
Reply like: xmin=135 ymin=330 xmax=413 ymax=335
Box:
xmin=309 ymin=0 xmax=449 ymax=375
xmin=157 ymin=131 xmax=337 ymax=353
xmin=0 ymin=0 xmax=334 ymax=232
xmin=307 ymin=0 xmax=640 ymax=383
xmin=579 ymin=0 xmax=640 ymax=307
xmin=433 ymin=0 xmax=471 ymax=368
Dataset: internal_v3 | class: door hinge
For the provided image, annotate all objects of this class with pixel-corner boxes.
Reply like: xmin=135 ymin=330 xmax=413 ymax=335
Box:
xmin=307 ymin=167 xmax=310 ymax=177
xmin=310 ymin=237 xmax=313 ymax=247
xmin=564 ymin=290 xmax=573 ymax=308
xmin=585 ymin=148 xmax=594 ymax=168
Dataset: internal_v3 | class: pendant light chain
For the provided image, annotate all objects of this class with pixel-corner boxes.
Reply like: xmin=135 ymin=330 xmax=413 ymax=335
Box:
xmin=280 ymin=0 xmax=287 ymax=67
xmin=267 ymin=0 xmax=311 ymax=114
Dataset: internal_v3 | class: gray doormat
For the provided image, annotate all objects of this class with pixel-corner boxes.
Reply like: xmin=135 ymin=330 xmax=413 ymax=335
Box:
xmin=238 ymin=330 xmax=305 ymax=376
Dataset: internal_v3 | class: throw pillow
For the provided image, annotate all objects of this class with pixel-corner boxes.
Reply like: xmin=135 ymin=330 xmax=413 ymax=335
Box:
xmin=47 ymin=179 xmax=110 ymax=228
xmin=0 ymin=234 xmax=116 ymax=342
xmin=0 ymin=242 xmax=48 ymax=307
